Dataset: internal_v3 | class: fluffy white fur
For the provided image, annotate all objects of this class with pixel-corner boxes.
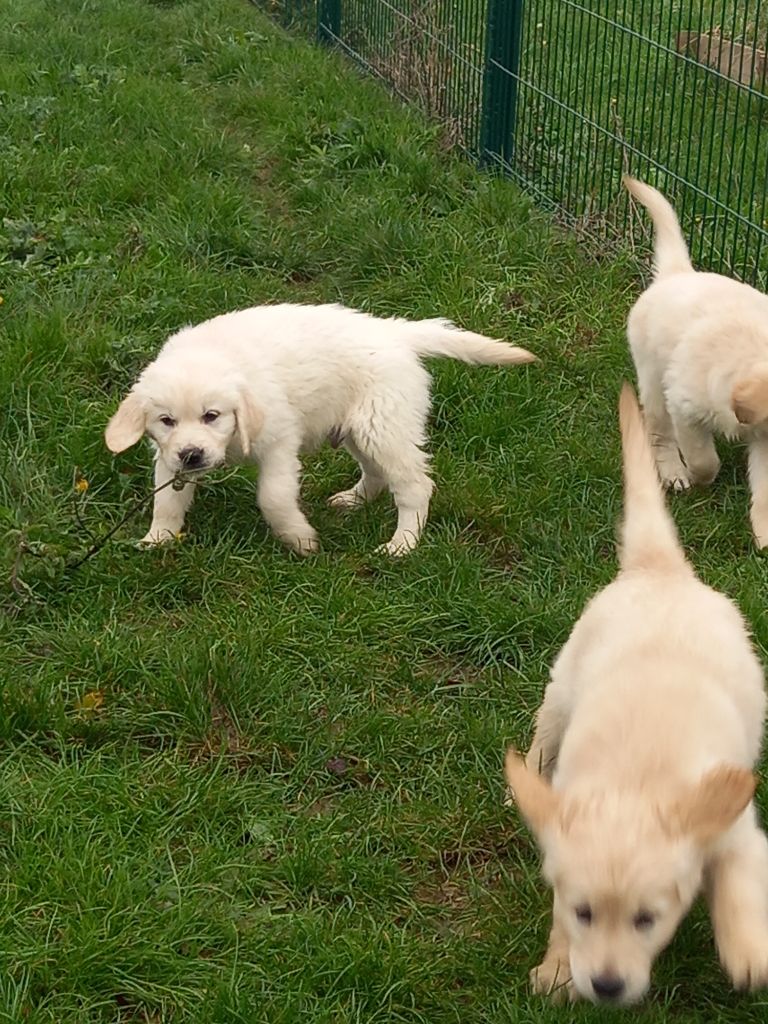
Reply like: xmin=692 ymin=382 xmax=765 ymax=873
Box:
xmin=624 ymin=175 xmax=768 ymax=546
xmin=105 ymin=303 xmax=535 ymax=554
xmin=505 ymin=385 xmax=768 ymax=1006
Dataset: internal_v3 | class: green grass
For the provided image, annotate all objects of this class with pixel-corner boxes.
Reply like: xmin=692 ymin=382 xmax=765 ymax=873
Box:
xmin=2 ymin=0 xmax=768 ymax=1021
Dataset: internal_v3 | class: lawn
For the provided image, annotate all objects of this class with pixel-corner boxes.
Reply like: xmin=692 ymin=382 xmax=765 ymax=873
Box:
xmin=1 ymin=0 xmax=768 ymax=1021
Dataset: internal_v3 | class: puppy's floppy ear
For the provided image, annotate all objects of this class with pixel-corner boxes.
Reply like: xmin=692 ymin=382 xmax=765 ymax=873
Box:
xmin=505 ymin=747 xmax=561 ymax=839
xmin=664 ymin=765 xmax=755 ymax=845
xmin=732 ymin=369 xmax=768 ymax=425
xmin=235 ymin=389 xmax=264 ymax=456
xmin=105 ymin=390 xmax=146 ymax=453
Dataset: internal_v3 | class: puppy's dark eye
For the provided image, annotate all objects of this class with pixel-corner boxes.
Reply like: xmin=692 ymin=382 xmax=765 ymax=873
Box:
xmin=575 ymin=904 xmax=593 ymax=925
xmin=202 ymin=410 xmax=220 ymax=424
xmin=159 ymin=415 xmax=176 ymax=428
xmin=633 ymin=910 xmax=655 ymax=930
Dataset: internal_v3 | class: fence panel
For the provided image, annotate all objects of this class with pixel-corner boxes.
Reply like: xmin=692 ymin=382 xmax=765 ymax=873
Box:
xmin=326 ymin=1 xmax=489 ymax=154
xmin=511 ymin=1 xmax=768 ymax=283
xmin=260 ymin=0 xmax=768 ymax=287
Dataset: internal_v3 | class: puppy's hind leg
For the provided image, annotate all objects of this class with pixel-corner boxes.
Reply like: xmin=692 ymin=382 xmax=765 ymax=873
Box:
xmin=328 ymin=437 xmax=387 ymax=511
xmin=141 ymin=457 xmax=196 ymax=545
xmin=378 ymin=460 xmax=434 ymax=556
xmin=708 ymin=818 xmax=768 ymax=991
xmin=347 ymin=386 xmax=434 ymax=556
xmin=257 ymin=443 xmax=319 ymax=555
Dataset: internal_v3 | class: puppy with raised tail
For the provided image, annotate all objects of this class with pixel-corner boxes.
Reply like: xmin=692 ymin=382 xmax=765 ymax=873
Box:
xmin=505 ymin=385 xmax=768 ymax=1006
xmin=624 ymin=175 xmax=768 ymax=547
xmin=105 ymin=303 xmax=535 ymax=555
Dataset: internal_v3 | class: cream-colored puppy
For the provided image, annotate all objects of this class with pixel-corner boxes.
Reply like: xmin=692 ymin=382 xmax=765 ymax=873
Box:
xmin=624 ymin=175 xmax=768 ymax=546
xmin=105 ymin=303 xmax=535 ymax=555
xmin=505 ymin=385 xmax=768 ymax=1006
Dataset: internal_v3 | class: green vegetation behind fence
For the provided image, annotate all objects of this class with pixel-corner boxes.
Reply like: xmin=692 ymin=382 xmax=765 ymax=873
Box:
xmin=264 ymin=0 xmax=768 ymax=287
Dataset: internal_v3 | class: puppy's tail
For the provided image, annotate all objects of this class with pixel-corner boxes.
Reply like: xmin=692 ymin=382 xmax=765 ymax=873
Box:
xmin=623 ymin=176 xmax=693 ymax=278
xmin=406 ymin=319 xmax=537 ymax=366
xmin=618 ymin=383 xmax=690 ymax=575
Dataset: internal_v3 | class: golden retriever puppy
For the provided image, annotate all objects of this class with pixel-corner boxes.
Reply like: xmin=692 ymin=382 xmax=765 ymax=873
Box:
xmin=105 ymin=303 xmax=535 ymax=555
xmin=624 ymin=175 xmax=768 ymax=546
xmin=505 ymin=385 xmax=768 ymax=1006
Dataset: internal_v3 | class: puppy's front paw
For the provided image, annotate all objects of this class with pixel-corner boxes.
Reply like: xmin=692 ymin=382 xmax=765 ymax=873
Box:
xmin=720 ymin=928 xmax=768 ymax=991
xmin=281 ymin=531 xmax=320 ymax=556
xmin=654 ymin=446 xmax=692 ymax=492
xmin=138 ymin=527 xmax=180 ymax=547
xmin=328 ymin=488 xmax=365 ymax=511
xmin=658 ymin=461 xmax=692 ymax=492
xmin=530 ymin=957 xmax=576 ymax=1003
xmin=664 ymin=472 xmax=693 ymax=492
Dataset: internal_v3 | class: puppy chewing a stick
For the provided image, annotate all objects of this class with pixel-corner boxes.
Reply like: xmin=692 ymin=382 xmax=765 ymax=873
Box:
xmin=105 ymin=303 xmax=535 ymax=555
xmin=505 ymin=384 xmax=768 ymax=1005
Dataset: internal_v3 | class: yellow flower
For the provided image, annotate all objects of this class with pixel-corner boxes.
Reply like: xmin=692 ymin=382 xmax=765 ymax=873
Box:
xmin=75 ymin=477 xmax=89 ymax=493
xmin=76 ymin=690 xmax=104 ymax=712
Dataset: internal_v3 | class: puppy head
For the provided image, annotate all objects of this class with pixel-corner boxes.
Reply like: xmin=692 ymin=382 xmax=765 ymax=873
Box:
xmin=732 ymin=364 xmax=768 ymax=426
xmin=505 ymin=750 xmax=754 ymax=1005
xmin=105 ymin=355 xmax=263 ymax=472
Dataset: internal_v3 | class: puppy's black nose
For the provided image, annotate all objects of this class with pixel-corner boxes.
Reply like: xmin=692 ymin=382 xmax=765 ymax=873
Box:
xmin=591 ymin=974 xmax=625 ymax=1001
xmin=179 ymin=446 xmax=205 ymax=469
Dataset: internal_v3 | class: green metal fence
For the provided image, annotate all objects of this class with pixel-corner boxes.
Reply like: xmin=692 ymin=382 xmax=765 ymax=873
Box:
xmin=261 ymin=1 xmax=768 ymax=287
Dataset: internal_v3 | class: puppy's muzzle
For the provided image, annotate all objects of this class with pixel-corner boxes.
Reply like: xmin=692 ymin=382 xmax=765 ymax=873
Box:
xmin=178 ymin=446 xmax=207 ymax=471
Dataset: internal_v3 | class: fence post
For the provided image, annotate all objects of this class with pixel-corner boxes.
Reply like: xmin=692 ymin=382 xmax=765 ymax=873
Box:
xmin=480 ymin=0 xmax=524 ymax=169
xmin=317 ymin=0 xmax=341 ymax=46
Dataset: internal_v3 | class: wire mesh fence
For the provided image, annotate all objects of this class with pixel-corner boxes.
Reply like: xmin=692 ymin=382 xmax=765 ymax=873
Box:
xmin=259 ymin=0 xmax=768 ymax=287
